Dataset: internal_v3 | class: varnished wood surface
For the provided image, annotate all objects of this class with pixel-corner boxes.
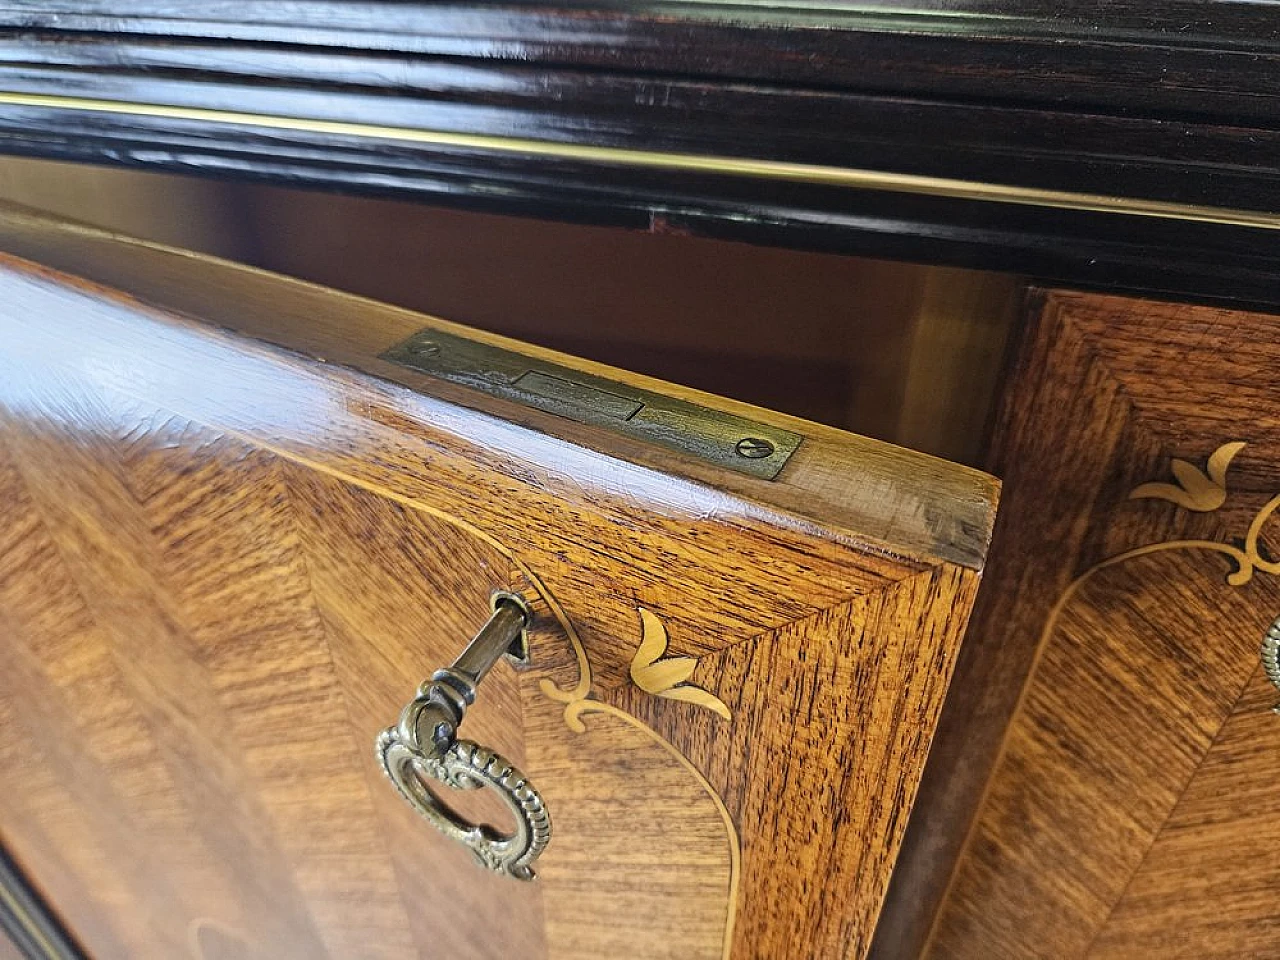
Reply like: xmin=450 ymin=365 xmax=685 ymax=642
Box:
xmin=0 ymin=155 xmax=1025 ymax=468
xmin=1090 ymin=666 xmax=1280 ymax=958
xmin=0 ymin=204 xmax=997 ymax=572
xmin=0 ymin=3 xmax=1277 ymax=304
xmin=0 ymin=213 xmax=995 ymax=958
xmin=879 ymin=290 xmax=1280 ymax=957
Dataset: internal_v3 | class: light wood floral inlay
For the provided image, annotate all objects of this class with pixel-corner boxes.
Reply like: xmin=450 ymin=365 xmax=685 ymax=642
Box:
xmin=1043 ymin=440 xmax=1280 ymax=708
xmin=630 ymin=608 xmax=732 ymax=720
xmin=1130 ymin=440 xmax=1246 ymax=512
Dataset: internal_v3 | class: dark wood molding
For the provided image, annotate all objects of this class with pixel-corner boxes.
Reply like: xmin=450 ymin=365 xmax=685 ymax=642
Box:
xmin=0 ymin=3 xmax=1276 ymax=303
xmin=0 ymin=850 xmax=85 ymax=960
xmin=5 ymin=2 xmax=1280 ymax=109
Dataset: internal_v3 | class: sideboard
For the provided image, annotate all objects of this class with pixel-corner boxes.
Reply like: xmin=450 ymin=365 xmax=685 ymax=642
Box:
xmin=0 ymin=4 xmax=1277 ymax=958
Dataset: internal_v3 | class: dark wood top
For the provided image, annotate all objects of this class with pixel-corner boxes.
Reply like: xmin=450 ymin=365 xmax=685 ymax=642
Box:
xmin=0 ymin=2 xmax=1276 ymax=305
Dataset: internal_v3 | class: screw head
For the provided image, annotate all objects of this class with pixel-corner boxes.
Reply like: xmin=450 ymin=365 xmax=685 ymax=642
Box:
xmin=735 ymin=437 xmax=775 ymax=459
xmin=408 ymin=339 xmax=441 ymax=359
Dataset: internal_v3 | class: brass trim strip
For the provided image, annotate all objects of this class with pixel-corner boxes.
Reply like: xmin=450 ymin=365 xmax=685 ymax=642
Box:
xmin=0 ymin=90 xmax=1277 ymax=230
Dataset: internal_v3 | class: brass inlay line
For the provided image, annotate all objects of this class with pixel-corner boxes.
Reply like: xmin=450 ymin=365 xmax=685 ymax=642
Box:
xmin=0 ymin=90 xmax=1278 ymax=230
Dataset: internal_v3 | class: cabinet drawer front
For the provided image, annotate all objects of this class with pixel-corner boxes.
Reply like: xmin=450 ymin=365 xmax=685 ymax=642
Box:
xmin=0 ymin=207 xmax=995 ymax=960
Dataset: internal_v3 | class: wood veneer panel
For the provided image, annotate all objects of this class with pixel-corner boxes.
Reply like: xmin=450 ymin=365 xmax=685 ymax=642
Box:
xmin=1091 ymin=667 xmax=1280 ymax=958
xmin=0 ymin=212 xmax=995 ymax=958
xmin=892 ymin=290 xmax=1280 ymax=958
xmin=930 ymin=551 xmax=1276 ymax=957
xmin=710 ymin=565 xmax=979 ymax=958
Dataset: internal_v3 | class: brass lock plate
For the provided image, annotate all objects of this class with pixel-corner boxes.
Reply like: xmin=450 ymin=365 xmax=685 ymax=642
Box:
xmin=381 ymin=328 xmax=802 ymax=480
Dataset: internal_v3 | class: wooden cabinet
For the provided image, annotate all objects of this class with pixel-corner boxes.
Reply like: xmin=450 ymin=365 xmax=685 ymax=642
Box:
xmin=878 ymin=291 xmax=1280 ymax=958
xmin=2 ymin=3 xmax=1279 ymax=955
xmin=0 ymin=208 xmax=997 ymax=959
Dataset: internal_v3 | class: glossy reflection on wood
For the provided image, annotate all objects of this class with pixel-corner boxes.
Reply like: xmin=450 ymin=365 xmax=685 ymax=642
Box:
xmin=0 ymin=2 xmax=1277 ymax=304
xmin=0 ymin=211 xmax=995 ymax=959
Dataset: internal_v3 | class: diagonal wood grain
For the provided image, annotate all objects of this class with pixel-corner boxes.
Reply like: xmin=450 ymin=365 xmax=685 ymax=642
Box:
xmin=0 ymin=407 xmax=324 ymax=958
xmin=285 ymin=462 xmax=547 ymax=960
xmin=112 ymin=413 xmax=419 ymax=958
xmin=622 ymin=563 xmax=979 ymax=960
xmin=889 ymin=289 xmax=1280 ymax=959
xmin=1088 ymin=665 xmax=1280 ymax=958
xmin=1061 ymin=292 xmax=1280 ymax=492
xmin=524 ymin=693 xmax=731 ymax=960
xmin=928 ymin=550 xmax=1277 ymax=957
xmin=0 ymin=215 xmax=994 ymax=960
